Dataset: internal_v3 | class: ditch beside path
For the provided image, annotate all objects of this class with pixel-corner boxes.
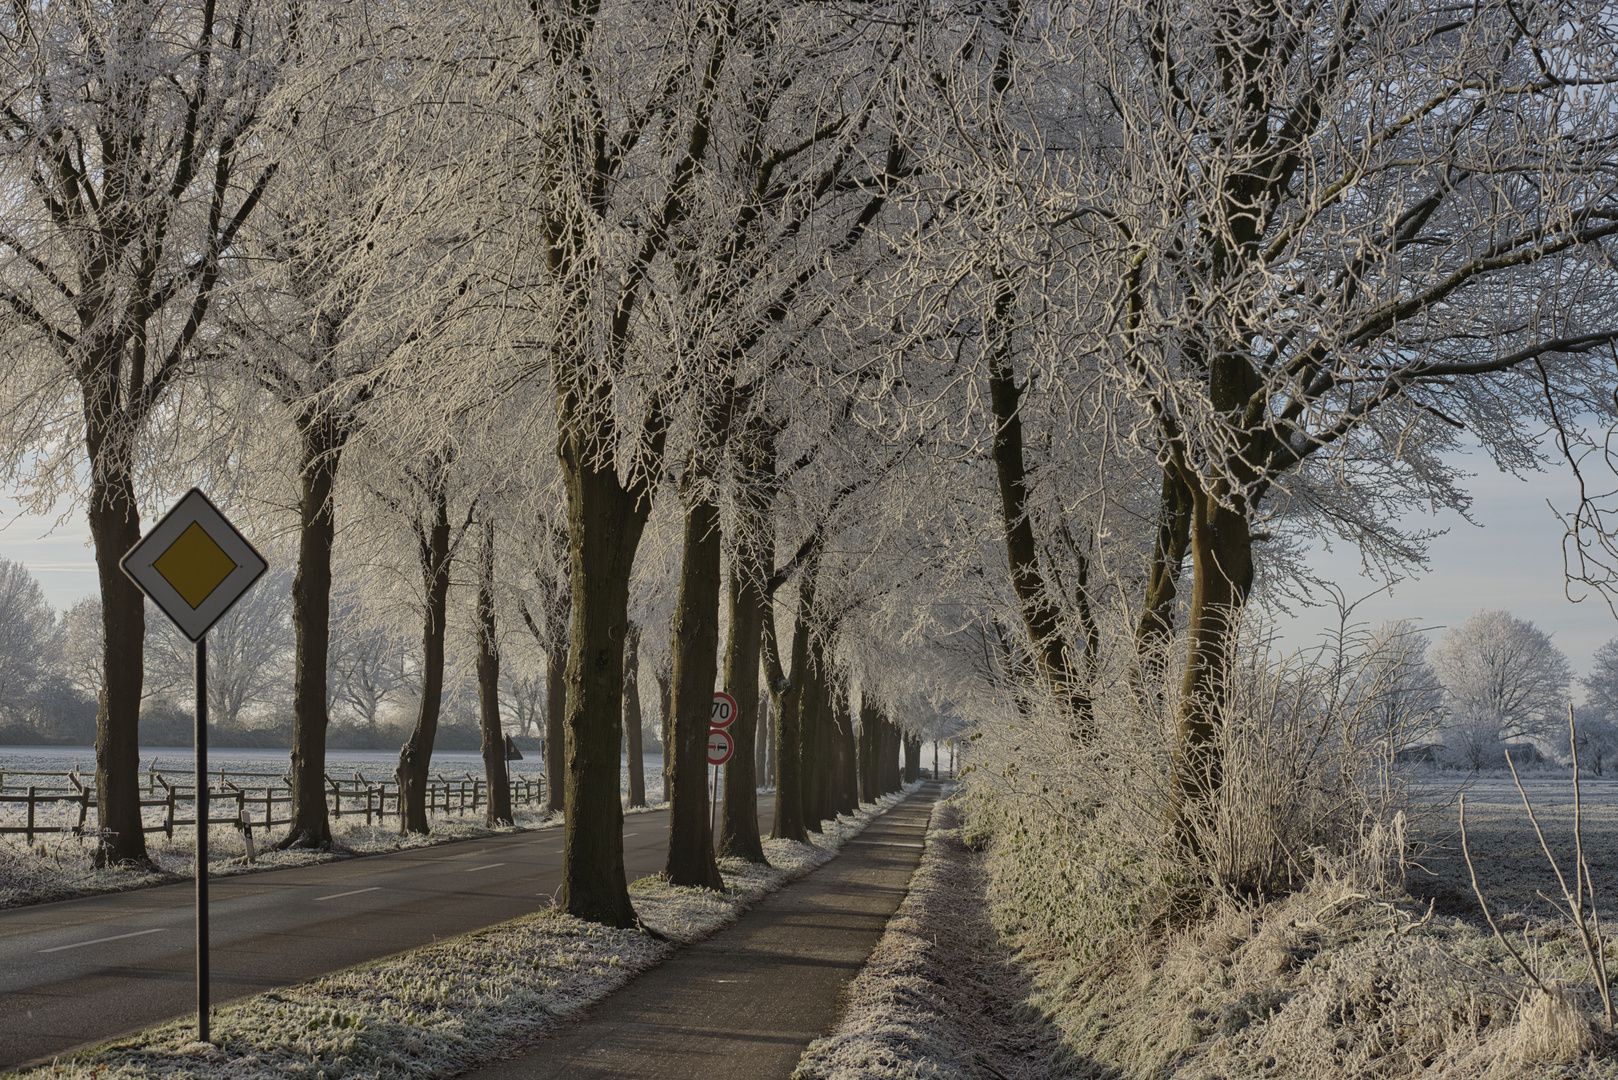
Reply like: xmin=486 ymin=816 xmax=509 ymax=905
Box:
xmin=459 ymin=781 xmax=946 ymax=1080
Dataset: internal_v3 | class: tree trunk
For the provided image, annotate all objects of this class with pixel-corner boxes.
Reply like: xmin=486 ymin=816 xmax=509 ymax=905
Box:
xmin=833 ymin=694 xmax=858 ymax=815
xmin=476 ymin=519 xmax=513 ymax=828
xmin=281 ymin=412 xmax=342 ymax=849
xmin=718 ymin=537 xmax=767 ymax=863
xmin=756 ymin=684 xmax=770 ymax=779
xmin=763 ymin=598 xmax=808 ymax=843
xmin=985 ymin=299 xmax=1094 ymax=734
xmin=808 ymin=646 xmax=838 ymax=826
xmin=904 ymin=733 xmax=921 ymax=784
xmin=545 ymin=637 xmax=568 ymax=816
xmin=655 ymin=666 xmax=673 ymax=804
xmin=1134 ymin=465 xmax=1194 ymax=690
xmin=663 ymin=493 xmax=725 ymax=891
xmin=1168 ymin=484 xmax=1255 ymax=853
xmin=859 ymin=696 xmax=881 ymax=803
xmin=795 ymin=593 xmax=825 ymax=834
xmin=883 ymin=718 xmax=902 ymax=794
xmin=86 ymin=464 xmax=148 ymax=867
xmin=623 ymin=622 xmax=646 ymax=809
xmin=397 ymin=476 xmax=453 ymax=836
xmin=555 ymin=447 xmax=653 ymax=929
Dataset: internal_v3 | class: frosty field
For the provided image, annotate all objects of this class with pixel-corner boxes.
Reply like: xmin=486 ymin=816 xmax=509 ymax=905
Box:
xmin=1407 ymin=772 xmax=1618 ymax=924
xmin=0 ymin=746 xmax=668 ymax=907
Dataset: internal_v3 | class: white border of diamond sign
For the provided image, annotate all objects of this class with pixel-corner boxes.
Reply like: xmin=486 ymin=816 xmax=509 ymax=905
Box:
xmin=121 ymin=488 xmax=268 ymax=642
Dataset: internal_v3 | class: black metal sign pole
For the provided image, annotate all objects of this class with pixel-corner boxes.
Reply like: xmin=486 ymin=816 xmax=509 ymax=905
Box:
xmin=195 ymin=636 xmax=210 ymax=1043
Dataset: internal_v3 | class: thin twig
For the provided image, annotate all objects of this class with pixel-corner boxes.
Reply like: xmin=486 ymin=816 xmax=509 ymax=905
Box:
xmin=1459 ymin=794 xmax=1547 ymax=993
xmin=1505 ymin=723 xmax=1614 ymax=1029
xmin=1505 ymin=749 xmax=1579 ymax=928
xmin=1566 ymin=707 xmax=1615 ymax=1028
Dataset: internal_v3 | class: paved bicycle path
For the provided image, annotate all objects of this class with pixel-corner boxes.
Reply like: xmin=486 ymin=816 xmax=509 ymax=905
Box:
xmin=459 ymin=781 xmax=944 ymax=1080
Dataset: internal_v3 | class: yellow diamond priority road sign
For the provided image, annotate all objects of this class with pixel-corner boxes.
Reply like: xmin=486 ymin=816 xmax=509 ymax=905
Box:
xmin=122 ymin=489 xmax=267 ymax=642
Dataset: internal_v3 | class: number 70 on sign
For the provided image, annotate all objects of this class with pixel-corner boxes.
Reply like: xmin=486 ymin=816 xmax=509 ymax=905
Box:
xmin=710 ymin=691 xmax=737 ymax=729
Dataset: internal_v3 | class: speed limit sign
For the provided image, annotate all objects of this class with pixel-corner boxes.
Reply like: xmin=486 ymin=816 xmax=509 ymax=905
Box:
xmin=711 ymin=691 xmax=738 ymax=729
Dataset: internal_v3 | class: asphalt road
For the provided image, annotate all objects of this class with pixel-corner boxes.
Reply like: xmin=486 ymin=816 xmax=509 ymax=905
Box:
xmin=0 ymin=797 xmax=775 ymax=1072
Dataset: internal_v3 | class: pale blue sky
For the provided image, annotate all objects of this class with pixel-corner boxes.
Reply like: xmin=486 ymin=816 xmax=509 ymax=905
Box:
xmin=1272 ymin=444 xmax=1618 ymax=687
xmin=4 ymin=444 xmax=1616 ymax=687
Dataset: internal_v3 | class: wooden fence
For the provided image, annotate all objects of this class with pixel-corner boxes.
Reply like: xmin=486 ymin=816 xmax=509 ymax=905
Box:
xmin=0 ymin=766 xmax=546 ymax=845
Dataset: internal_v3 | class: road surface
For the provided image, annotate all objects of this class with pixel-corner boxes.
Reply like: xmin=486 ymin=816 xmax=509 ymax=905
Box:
xmin=0 ymin=797 xmax=774 ymax=1071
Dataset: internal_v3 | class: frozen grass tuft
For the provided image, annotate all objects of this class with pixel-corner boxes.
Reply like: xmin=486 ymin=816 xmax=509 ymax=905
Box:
xmin=794 ymin=797 xmax=1079 ymax=1080
xmin=5 ymin=787 xmax=917 ymax=1080
xmin=948 ymin=611 xmax=1618 ymax=1080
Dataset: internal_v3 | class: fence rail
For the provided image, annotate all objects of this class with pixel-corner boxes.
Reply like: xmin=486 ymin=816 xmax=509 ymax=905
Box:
xmin=0 ymin=767 xmax=546 ymax=845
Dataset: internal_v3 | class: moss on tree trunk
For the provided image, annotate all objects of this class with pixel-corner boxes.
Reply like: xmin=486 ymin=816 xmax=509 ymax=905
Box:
xmin=282 ymin=412 xmax=342 ymax=849
xmin=87 ymin=468 xmax=149 ymax=867
xmin=664 ymin=495 xmax=724 ymax=890
xmin=476 ymin=519 xmax=513 ymax=828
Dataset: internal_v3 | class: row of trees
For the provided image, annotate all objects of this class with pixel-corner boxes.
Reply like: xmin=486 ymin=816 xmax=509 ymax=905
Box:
xmin=2 ymin=0 xmax=1616 ymax=923
xmin=1346 ymin=608 xmax=1618 ymax=771
xmin=0 ymin=555 xmax=582 ymax=743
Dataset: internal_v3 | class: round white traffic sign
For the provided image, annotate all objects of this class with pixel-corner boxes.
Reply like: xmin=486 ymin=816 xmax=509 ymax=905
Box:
xmin=711 ymin=691 xmax=738 ymax=729
xmin=706 ymin=728 xmax=735 ymax=766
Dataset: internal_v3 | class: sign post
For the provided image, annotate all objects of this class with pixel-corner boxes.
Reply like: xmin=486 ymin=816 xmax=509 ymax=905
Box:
xmin=708 ymin=693 xmax=737 ymax=839
xmin=122 ymin=489 xmax=266 ymax=1043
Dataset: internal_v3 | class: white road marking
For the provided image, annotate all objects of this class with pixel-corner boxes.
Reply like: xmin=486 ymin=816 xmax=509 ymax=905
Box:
xmin=314 ymin=886 xmax=382 ymax=901
xmin=465 ymin=863 xmax=505 ymax=872
xmin=622 ymin=833 xmax=638 ymax=838
xmin=846 ymin=839 xmax=925 ymax=848
xmin=40 ymin=927 xmax=168 ymax=954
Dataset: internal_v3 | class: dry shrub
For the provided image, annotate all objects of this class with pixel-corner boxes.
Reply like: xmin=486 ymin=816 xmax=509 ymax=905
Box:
xmin=961 ymin=607 xmax=1437 ymax=959
xmin=956 ymin=608 xmax=1618 ymax=1078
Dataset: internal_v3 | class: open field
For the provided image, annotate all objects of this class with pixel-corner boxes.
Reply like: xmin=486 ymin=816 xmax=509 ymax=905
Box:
xmin=0 ymin=746 xmax=673 ymax=907
xmin=1406 ymin=772 xmax=1618 ymax=925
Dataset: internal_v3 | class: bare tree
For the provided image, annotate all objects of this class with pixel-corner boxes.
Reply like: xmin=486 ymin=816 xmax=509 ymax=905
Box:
xmin=387 ymin=449 xmax=473 ymax=835
xmin=909 ymin=0 xmax=1618 ymax=847
xmin=0 ymin=0 xmax=278 ymax=864
xmin=1432 ymin=609 xmax=1572 ymax=767
xmin=143 ymin=567 xmax=294 ymax=728
xmin=326 ymin=592 xmax=409 ymax=729
xmin=0 ymin=558 xmax=61 ymax=711
xmin=473 ymin=514 xmax=513 ymax=827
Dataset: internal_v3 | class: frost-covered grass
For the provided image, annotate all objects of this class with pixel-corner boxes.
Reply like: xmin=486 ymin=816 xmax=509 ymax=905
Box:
xmin=800 ymin=777 xmax=1618 ymax=1080
xmin=0 ymin=750 xmax=670 ymax=908
xmin=961 ymin=794 xmax=1618 ymax=1080
xmin=0 ymin=809 xmax=561 ymax=908
xmin=3 ymin=787 xmax=918 ymax=1080
xmin=794 ymin=797 xmax=1077 ymax=1080
xmin=935 ymin=620 xmax=1618 ymax=1080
